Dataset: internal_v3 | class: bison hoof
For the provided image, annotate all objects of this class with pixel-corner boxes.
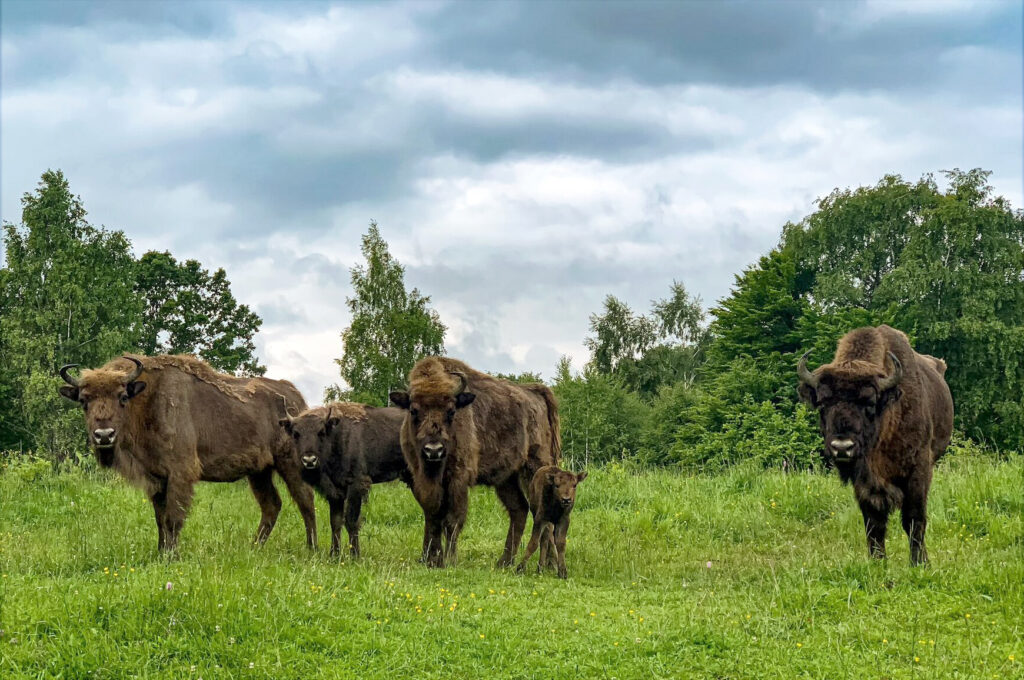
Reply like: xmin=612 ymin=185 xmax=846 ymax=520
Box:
xmin=557 ymin=568 xmax=568 ymax=579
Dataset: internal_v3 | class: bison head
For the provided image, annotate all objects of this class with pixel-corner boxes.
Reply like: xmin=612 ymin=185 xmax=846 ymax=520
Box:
xmin=797 ymin=351 xmax=902 ymax=464
xmin=58 ymin=356 xmax=147 ymax=466
xmin=280 ymin=407 xmax=340 ymax=481
xmin=547 ymin=469 xmax=587 ymax=509
xmin=389 ymin=371 xmax=476 ymax=463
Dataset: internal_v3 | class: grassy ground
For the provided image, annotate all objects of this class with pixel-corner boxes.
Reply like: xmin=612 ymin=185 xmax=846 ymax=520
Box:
xmin=0 ymin=455 xmax=1021 ymax=679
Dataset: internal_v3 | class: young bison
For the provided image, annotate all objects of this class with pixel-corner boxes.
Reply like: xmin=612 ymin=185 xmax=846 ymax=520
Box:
xmin=516 ymin=466 xmax=586 ymax=578
xmin=280 ymin=402 xmax=408 ymax=557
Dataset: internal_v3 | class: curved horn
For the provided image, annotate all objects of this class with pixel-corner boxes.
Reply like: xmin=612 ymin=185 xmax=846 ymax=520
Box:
xmin=279 ymin=394 xmax=297 ymax=420
xmin=796 ymin=351 xmax=819 ymax=388
xmin=450 ymin=371 xmax=468 ymax=396
xmin=878 ymin=352 xmax=903 ymax=391
xmin=58 ymin=364 xmax=80 ymax=387
xmin=123 ymin=356 xmax=144 ymax=383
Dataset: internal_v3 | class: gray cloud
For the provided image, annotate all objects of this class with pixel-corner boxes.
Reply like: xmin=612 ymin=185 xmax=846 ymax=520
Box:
xmin=2 ymin=0 xmax=1020 ymax=400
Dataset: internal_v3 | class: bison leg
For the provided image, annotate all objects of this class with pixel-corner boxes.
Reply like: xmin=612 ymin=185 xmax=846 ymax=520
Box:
xmin=149 ymin=487 xmax=168 ymax=552
xmin=858 ymin=499 xmax=889 ymax=560
xmin=422 ymin=515 xmax=445 ymax=567
xmin=553 ymin=519 xmax=570 ymax=579
xmin=163 ymin=475 xmax=195 ymax=553
xmin=344 ymin=485 xmax=366 ymax=558
xmin=329 ymin=497 xmax=345 ymax=558
xmin=902 ymin=472 xmax=932 ymax=566
xmin=516 ymin=519 xmax=546 ymax=574
xmin=494 ymin=477 xmax=530 ymax=568
xmin=538 ymin=523 xmax=556 ymax=574
xmin=277 ymin=465 xmax=318 ymax=550
xmin=441 ymin=486 xmax=469 ymax=566
xmin=247 ymin=468 xmax=282 ymax=546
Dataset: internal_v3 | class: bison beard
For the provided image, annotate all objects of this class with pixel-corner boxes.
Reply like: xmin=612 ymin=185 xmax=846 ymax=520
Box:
xmin=59 ymin=354 xmax=316 ymax=553
xmin=798 ymin=325 xmax=953 ymax=564
xmin=390 ymin=357 xmax=561 ymax=568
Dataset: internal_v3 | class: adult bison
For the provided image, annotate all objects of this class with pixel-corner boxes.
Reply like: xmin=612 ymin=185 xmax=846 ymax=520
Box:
xmin=58 ymin=354 xmax=316 ymax=552
xmin=280 ymin=402 xmax=409 ymax=557
xmin=389 ymin=357 xmax=561 ymax=568
xmin=797 ymin=325 xmax=953 ymax=564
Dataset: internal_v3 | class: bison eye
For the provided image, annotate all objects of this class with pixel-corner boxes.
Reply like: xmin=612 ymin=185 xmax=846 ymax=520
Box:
xmin=445 ymin=408 xmax=455 ymax=421
xmin=292 ymin=432 xmax=300 ymax=440
xmin=410 ymin=408 xmax=419 ymax=420
xmin=80 ymin=400 xmax=88 ymax=412
xmin=119 ymin=393 xmax=129 ymax=406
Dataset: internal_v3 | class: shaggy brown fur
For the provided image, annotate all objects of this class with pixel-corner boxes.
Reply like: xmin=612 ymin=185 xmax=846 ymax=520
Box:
xmin=516 ymin=466 xmax=586 ymax=578
xmin=282 ymin=402 xmax=408 ymax=557
xmin=798 ymin=326 xmax=954 ymax=564
xmin=390 ymin=356 xmax=561 ymax=568
xmin=58 ymin=354 xmax=315 ymax=552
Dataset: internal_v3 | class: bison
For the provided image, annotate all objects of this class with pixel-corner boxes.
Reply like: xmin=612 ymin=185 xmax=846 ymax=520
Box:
xmin=280 ymin=402 xmax=409 ymax=558
xmin=516 ymin=465 xmax=587 ymax=578
xmin=58 ymin=354 xmax=317 ymax=552
xmin=389 ymin=357 xmax=561 ymax=568
xmin=797 ymin=325 xmax=953 ymax=564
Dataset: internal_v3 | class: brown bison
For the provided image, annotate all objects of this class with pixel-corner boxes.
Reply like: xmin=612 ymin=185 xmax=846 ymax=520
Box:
xmin=516 ymin=465 xmax=587 ymax=578
xmin=58 ymin=354 xmax=316 ymax=552
xmin=797 ymin=325 xmax=953 ymax=564
xmin=389 ymin=357 xmax=561 ymax=568
xmin=280 ymin=402 xmax=409 ymax=557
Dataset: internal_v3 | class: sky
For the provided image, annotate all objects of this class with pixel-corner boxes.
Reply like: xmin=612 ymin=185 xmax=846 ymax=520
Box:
xmin=2 ymin=0 xmax=1021 ymax=403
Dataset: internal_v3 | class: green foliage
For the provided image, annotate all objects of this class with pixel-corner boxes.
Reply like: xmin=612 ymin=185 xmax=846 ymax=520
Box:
xmin=135 ymin=251 xmax=264 ymax=375
xmin=552 ymin=357 xmax=649 ymax=466
xmin=585 ymin=282 xmax=705 ymax=398
xmin=0 ymin=170 xmax=266 ymax=461
xmin=492 ymin=371 xmax=544 ymax=384
xmin=334 ymin=222 xmax=446 ymax=406
xmin=0 ymin=170 xmax=140 ymax=458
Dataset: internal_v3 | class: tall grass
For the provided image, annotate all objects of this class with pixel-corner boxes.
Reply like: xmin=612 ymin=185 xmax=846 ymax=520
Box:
xmin=1 ymin=455 xmax=1021 ymax=678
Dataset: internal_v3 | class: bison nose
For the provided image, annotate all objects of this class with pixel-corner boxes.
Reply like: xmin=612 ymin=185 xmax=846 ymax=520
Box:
xmin=561 ymin=497 xmax=572 ymax=506
xmin=830 ymin=438 xmax=855 ymax=456
xmin=301 ymin=455 xmax=319 ymax=470
xmin=422 ymin=442 xmax=445 ymax=461
xmin=93 ymin=428 xmax=116 ymax=446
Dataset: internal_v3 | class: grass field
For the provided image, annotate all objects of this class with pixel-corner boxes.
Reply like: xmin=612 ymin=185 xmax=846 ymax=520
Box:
xmin=1 ymin=455 xmax=1021 ymax=679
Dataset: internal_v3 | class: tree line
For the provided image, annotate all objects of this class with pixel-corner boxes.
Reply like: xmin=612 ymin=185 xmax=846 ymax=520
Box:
xmin=3 ymin=168 xmax=1022 ymax=468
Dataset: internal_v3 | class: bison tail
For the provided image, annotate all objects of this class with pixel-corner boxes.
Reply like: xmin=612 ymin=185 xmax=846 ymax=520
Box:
xmin=527 ymin=384 xmax=562 ymax=464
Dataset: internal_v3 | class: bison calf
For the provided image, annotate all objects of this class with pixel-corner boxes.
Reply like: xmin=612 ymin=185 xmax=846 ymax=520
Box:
xmin=281 ymin=402 xmax=408 ymax=558
xmin=516 ymin=466 xmax=586 ymax=578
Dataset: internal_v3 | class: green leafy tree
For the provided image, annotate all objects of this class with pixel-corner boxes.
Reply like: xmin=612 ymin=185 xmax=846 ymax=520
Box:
xmin=0 ymin=170 xmax=139 ymax=458
xmin=134 ymin=251 xmax=264 ymax=375
xmin=585 ymin=282 xmax=705 ymax=398
xmin=333 ymin=221 xmax=446 ymax=406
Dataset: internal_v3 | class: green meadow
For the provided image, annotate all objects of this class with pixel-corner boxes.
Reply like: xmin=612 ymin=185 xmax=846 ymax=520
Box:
xmin=1 ymin=455 xmax=1021 ymax=679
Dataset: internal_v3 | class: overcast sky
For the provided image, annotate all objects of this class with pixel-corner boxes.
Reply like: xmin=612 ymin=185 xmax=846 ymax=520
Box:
xmin=2 ymin=0 xmax=1021 ymax=402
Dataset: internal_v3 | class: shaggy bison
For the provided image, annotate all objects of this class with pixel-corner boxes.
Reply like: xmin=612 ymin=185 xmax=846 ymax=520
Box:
xmin=516 ymin=465 xmax=586 ymax=578
xmin=281 ymin=402 xmax=409 ymax=557
xmin=389 ymin=357 xmax=561 ymax=568
xmin=798 ymin=325 xmax=953 ymax=564
xmin=58 ymin=354 xmax=316 ymax=552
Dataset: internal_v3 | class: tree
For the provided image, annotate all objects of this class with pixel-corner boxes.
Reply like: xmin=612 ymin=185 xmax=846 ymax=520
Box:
xmin=585 ymin=282 xmax=705 ymax=397
xmin=333 ymin=221 xmax=446 ymax=406
xmin=0 ymin=170 xmax=139 ymax=457
xmin=135 ymin=251 xmax=264 ymax=375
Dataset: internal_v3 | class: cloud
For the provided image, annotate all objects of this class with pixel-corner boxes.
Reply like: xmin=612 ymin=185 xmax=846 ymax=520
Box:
xmin=2 ymin=0 xmax=1020 ymax=402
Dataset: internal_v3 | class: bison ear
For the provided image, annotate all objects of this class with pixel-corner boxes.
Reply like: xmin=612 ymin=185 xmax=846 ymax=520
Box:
xmin=797 ymin=382 xmax=818 ymax=408
xmin=59 ymin=385 xmax=80 ymax=401
xmin=576 ymin=471 xmax=588 ymax=484
xmin=325 ymin=415 xmax=341 ymax=433
xmin=279 ymin=418 xmax=293 ymax=433
xmin=126 ymin=381 xmax=146 ymax=398
xmin=389 ymin=391 xmax=410 ymax=410
xmin=455 ymin=391 xmax=476 ymax=409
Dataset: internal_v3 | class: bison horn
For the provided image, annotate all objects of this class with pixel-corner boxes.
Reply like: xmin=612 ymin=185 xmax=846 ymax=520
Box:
xmin=796 ymin=351 xmax=819 ymax=388
xmin=450 ymin=371 xmax=468 ymax=396
xmin=58 ymin=364 xmax=81 ymax=387
xmin=279 ymin=395 xmax=297 ymax=420
xmin=123 ymin=355 xmax=144 ymax=383
xmin=878 ymin=352 xmax=903 ymax=391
